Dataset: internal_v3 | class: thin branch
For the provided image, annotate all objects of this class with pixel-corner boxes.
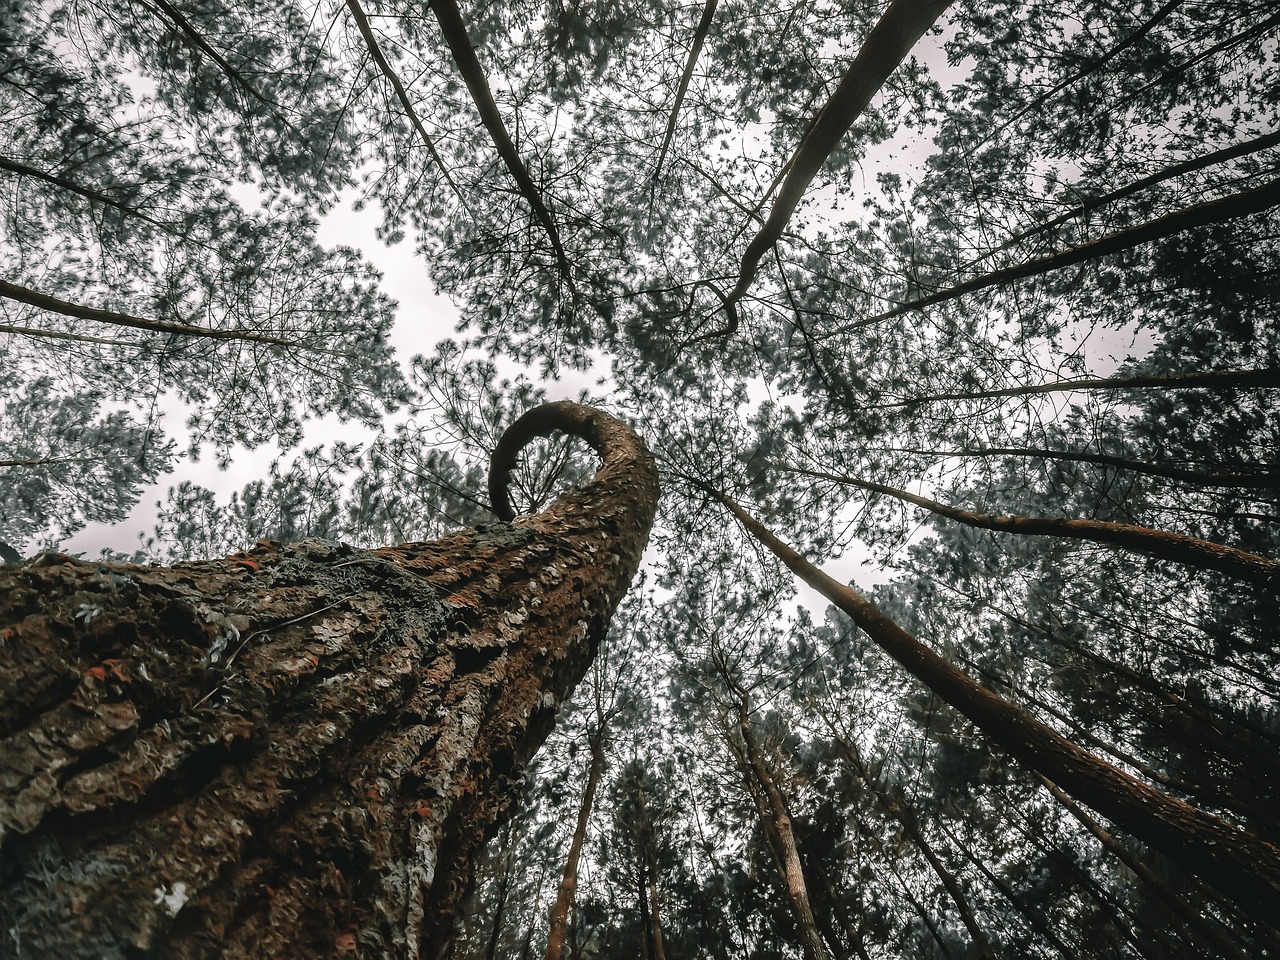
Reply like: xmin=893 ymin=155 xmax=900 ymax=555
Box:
xmin=827 ymin=176 xmax=1280 ymax=336
xmin=649 ymin=0 xmax=719 ymax=198
xmin=136 ymin=0 xmax=290 ymax=118
xmin=693 ymin=0 xmax=953 ymax=343
xmin=0 ymin=155 xmax=166 ymax=227
xmin=986 ymin=130 xmax=1280 ymax=258
xmin=992 ymin=0 xmax=1184 ymax=141
xmin=870 ymin=367 xmax=1280 ymax=407
xmin=0 ymin=322 xmax=141 ymax=347
xmin=1 ymin=277 xmax=295 ymax=347
xmin=781 ymin=463 xmax=1280 ymax=586
xmin=867 ymin=444 xmax=1279 ymax=490
xmin=429 ymin=0 xmax=573 ymax=285
xmin=344 ymin=0 xmax=472 ymax=214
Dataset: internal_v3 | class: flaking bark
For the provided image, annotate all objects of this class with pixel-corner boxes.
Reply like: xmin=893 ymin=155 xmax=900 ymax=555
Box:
xmin=0 ymin=401 xmax=658 ymax=959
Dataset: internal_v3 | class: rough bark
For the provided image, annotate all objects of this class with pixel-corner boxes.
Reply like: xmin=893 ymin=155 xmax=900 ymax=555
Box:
xmin=0 ymin=401 xmax=658 ymax=959
xmin=712 ymin=490 xmax=1280 ymax=920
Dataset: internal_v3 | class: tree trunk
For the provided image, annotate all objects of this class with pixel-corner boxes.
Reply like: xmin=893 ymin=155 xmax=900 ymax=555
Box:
xmin=729 ymin=693 xmax=838 ymax=960
xmin=830 ymin=733 xmax=995 ymax=960
xmin=543 ymin=727 xmax=605 ymax=960
xmin=0 ymin=401 xmax=659 ymax=959
xmin=713 ymin=491 xmax=1280 ymax=919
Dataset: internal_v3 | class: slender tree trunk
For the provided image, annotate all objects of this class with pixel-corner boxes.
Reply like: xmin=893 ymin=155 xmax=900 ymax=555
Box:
xmin=787 ymin=465 xmax=1280 ymax=585
xmin=712 ymin=490 xmax=1280 ymax=919
xmin=936 ymin=820 xmax=1075 ymax=959
xmin=484 ymin=843 xmax=515 ymax=960
xmin=0 ymin=402 xmax=658 ymax=959
xmin=835 ymin=175 xmax=1280 ymax=334
xmin=729 ymin=694 xmax=839 ymax=960
xmin=830 ymin=734 xmax=995 ymax=960
xmin=695 ymin=0 xmax=954 ymax=341
xmin=544 ymin=728 xmax=606 ymax=960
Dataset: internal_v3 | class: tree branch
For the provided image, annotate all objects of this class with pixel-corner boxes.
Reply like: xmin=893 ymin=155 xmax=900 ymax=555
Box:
xmin=828 ymin=175 xmax=1280 ymax=336
xmin=429 ymin=0 xmax=573 ymax=285
xmin=344 ymin=0 xmax=472 ymax=214
xmin=1 ymin=277 xmax=295 ymax=347
xmin=693 ymin=0 xmax=953 ymax=342
xmin=781 ymin=464 xmax=1280 ymax=585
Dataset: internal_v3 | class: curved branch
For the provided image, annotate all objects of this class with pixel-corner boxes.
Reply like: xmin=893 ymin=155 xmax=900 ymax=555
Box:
xmin=488 ymin=400 xmax=656 ymax=522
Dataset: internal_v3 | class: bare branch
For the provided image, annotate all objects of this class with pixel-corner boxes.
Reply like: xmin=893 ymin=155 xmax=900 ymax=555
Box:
xmin=1 ymin=277 xmax=294 ymax=347
xmin=344 ymin=0 xmax=472 ymax=214
xmin=429 ymin=0 xmax=574 ymax=285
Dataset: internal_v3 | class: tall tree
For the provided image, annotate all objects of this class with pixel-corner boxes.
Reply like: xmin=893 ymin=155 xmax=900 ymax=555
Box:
xmin=0 ymin=402 xmax=658 ymax=957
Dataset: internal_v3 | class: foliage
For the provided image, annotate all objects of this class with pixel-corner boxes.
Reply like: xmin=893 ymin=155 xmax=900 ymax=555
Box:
xmin=4 ymin=0 xmax=1279 ymax=955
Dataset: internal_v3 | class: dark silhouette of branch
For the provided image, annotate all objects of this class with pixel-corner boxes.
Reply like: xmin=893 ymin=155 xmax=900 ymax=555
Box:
xmin=429 ymin=0 xmax=573 ymax=285
xmin=986 ymin=130 xmax=1280 ymax=258
xmin=781 ymin=464 xmax=1280 ymax=585
xmin=691 ymin=0 xmax=953 ymax=343
xmin=866 ymin=445 xmax=1279 ymax=489
xmin=0 ymin=322 xmax=140 ymax=347
xmin=828 ymin=175 xmax=1280 ymax=335
xmin=871 ymin=367 xmax=1280 ymax=406
xmin=345 ymin=0 xmax=472 ymax=214
xmin=1 ymin=277 xmax=295 ymax=347
xmin=138 ymin=0 xmax=289 ymax=118
xmin=650 ymin=0 xmax=719 ymax=196
xmin=0 ymin=155 xmax=165 ymax=226
xmin=992 ymin=0 xmax=1184 ymax=141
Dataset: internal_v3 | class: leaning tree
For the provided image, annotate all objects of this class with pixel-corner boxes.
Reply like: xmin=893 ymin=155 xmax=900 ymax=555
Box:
xmin=0 ymin=401 xmax=657 ymax=959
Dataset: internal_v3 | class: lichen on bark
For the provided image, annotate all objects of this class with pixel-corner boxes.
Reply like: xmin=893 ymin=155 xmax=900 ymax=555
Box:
xmin=0 ymin=401 xmax=658 ymax=959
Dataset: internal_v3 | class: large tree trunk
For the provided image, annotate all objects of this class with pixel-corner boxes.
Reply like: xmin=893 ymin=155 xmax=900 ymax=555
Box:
xmin=0 ymin=401 xmax=659 ymax=959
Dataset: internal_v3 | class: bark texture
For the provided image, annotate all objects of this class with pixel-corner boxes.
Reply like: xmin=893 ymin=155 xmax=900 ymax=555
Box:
xmin=0 ymin=401 xmax=659 ymax=959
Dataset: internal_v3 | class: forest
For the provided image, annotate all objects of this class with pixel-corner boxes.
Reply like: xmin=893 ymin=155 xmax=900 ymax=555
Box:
xmin=1 ymin=0 xmax=1278 ymax=957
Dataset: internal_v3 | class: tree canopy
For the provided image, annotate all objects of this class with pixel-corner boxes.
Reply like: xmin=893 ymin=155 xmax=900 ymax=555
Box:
xmin=3 ymin=0 xmax=1277 ymax=955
